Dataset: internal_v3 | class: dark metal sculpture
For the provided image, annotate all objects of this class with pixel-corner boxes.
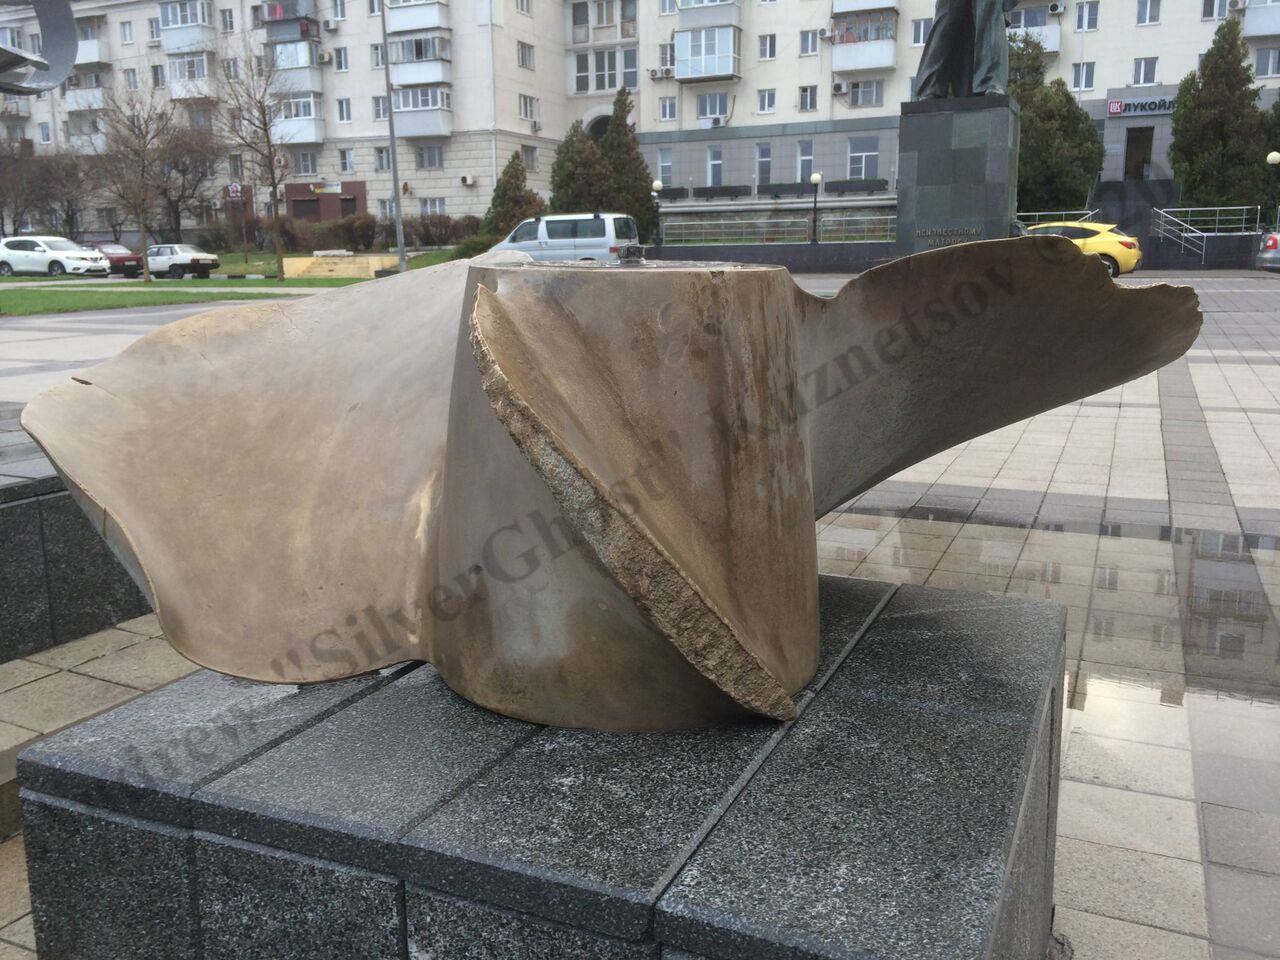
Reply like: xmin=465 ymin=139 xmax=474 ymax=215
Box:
xmin=916 ymin=0 xmax=1020 ymax=98
xmin=0 ymin=0 xmax=77 ymax=96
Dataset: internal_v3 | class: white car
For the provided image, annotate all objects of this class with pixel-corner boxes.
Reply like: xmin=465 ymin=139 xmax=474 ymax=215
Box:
xmin=490 ymin=213 xmax=641 ymax=262
xmin=145 ymin=244 xmax=221 ymax=279
xmin=0 ymin=236 xmax=110 ymax=277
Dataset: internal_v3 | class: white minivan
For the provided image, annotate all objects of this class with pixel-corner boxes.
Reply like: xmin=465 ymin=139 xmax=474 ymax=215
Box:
xmin=490 ymin=213 xmax=640 ymax=262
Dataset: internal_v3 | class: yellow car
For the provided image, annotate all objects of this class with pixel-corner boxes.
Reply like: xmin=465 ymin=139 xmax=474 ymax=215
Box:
xmin=1024 ymin=221 xmax=1142 ymax=277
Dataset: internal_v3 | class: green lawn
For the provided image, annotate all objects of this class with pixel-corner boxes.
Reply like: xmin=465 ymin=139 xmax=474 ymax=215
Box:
xmin=72 ymin=277 xmax=361 ymax=289
xmin=0 ymin=288 xmax=293 ymax=317
xmin=0 ymin=274 xmax=86 ymax=283
xmin=407 ymin=249 xmax=453 ymax=270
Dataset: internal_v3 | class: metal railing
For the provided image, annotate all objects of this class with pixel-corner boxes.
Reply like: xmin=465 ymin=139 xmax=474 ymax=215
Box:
xmin=1151 ymin=208 xmax=1206 ymax=262
xmin=1156 ymin=205 xmax=1260 ymax=234
xmin=819 ymin=215 xmax=896 ymax=242
xmin=661 ymin=218 xmax=810 ymax=244
xmin=1016 ymin=209 xmax=1098 ymax=225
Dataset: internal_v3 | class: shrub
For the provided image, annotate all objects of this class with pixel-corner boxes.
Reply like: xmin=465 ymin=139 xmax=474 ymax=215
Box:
xmin=454 ymin=215 xmax=482 ymax=239
xmin=450 ymin=232 xmax=498 ymax=259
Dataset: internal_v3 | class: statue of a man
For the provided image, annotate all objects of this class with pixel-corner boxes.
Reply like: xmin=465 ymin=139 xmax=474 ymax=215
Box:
xmin=915 ymin=0 xmax=1020 ymax=99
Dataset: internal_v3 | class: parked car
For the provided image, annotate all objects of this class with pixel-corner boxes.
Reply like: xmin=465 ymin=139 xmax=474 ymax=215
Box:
xmin=0 ymin=236 xmax=110 ymax=277
xmin=1256 ymin=232 xmax=1280 ymax=272
xmin=83 ymin=241 xmax=145 ymax=278
xmin=1024 ymin=221 xmax=1141 ymax=277
xmin=490 ymin=213 xmax=641 ymax=262
xmin=145 ymin=243 xmax=220 ymax=279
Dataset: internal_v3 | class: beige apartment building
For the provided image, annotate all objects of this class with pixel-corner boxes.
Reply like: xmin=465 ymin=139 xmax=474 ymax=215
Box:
xmin=2 ymin=0 xmax=1280 ymax=231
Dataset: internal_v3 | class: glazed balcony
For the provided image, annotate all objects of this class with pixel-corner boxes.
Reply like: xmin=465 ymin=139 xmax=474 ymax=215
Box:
xmin=161 ymin=23 xmax=218 ymax=53
xmin=677 ymin=0 xmax=741 ymax=30
xmin=830 ymin=10 xmax=897 ymax=72
xmin=1244 ymin=1 xmax=1280 ymax=37
xmin=64 ymin=86 xmax=106 ymax=111
xmin=273 ymin=64 xmax=326 ymax=93
xmin=1007 ymin=22 xmax=1060 ymax=53
xmin=0 ymin=97 xmax=31 ymax=118
xmin=394 ymin=107 xmax=452 ymax=137
xmin=391 ymin=58 xmax=450 ymax=85
xmin=275 ymin=115 xmax=325 ymax=143
xmin=385 ymin=0 xmax=449 ymax=33
xmin=69 ymin=132 xmax=106 ymax=154
xmin=831 ymin=37 xmax=895 ymax=71
xmin=74 ymin=38 xmax=111 ymax=65
xmin=170 ymin=76 xmax=216 ymax=99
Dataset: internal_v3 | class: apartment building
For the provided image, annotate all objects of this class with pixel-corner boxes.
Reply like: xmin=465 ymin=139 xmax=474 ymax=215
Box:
xmin=2 ymin=0 xmax=1280 ymax=231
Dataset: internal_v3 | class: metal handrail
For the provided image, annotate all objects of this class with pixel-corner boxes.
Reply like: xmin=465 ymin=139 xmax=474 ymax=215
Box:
xmin=1152 ymin=208 xmax=1206 ymax=261
xmin=818 ymin=215 xmax=896 ymax=242
xmin=1016 ymin=209 xmax=1098 ymax=224
xmin=1156 ymin=206 xmax=1260 ymax=234
xmin=661 ymin=218 xmax=810 ymax=244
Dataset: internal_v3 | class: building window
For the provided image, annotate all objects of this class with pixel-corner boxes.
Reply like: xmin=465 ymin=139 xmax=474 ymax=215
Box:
xmin=378 ymin=198 xmax=391 ymax=218
xmin=696 ymin=91 xmax=728 ymax=118
xmin=756 ymin=142 xmax=771 ymax=186
xmin=220 ymin=8 xmax=234 ymax=30
xmin=376 ymin=146 xmax=393 ymax=170
xmin=294 ymin=151 xmax=317 ymax=175
xmin=707 ymin=145 xmax=722 ymax=186
xmin=1075 ymin=1 xmax=1098 ymax=30
xmin=120 ymin=21 xmax=134 ymax=43
xmin=657 ymin=147 xmax=672 ymax=186
xmin=337 ymin=97 xmax=352 ymax=121
xmin=519 ymin=93 xmax=538 ymax=120
xmin=97 ymin=207 xmax=117 ymax=228
xmin=339 ymin=147 xmax=355 ymax=172
xmin=522 ymin=145 xmax=538 ymax=170
xmin=675 ymin=26 xmax=740 ymax=79
xmin=29 ymin=32 xmax=40 ymax=54
xmin=39 ymin=122 xmax=51 ymax=143
xmin=575 ymin=54 xmax=590 ymax=92
xmin=227 ymin=154 xmax=242 ymax=178
xmin=572 ymin=1 xmax=589 ymax=41
xmin=623 ymin=47 xmax=638 ymax=86
xmin=371 ymin=42 xmax=384 ymax=67
xmin=796 ymin=139 xmax=813 ymax=181
xmin=373 ymin=94 xmax=388 ymax=119
xmin=799 ymin=29 xmax=818 ymax=56
xmin=661 ymin=0 xmax=676 ymax=13
xmin=388 ymin=34 xmax=451 ymax=63
xmin=596 ymin=0 xmax=614 ymax=25
xmin=222 ymin=57 xmax=239 ymax=78
xmin=595 ymin=49 xmax=617 ymax=88
xmin=369 ymin=0 xmax=382 ymax=13
xmin=1137 ymin=0 xmax=1159 ymax=24
xmin=1259 ymin=48 xmax=1280 ymax=77
xmin=621 ymin=0 xmax=637 ymax=35
xmin=759 ymin=33 xmax=775 ymax=59
xmin=1133 ymin=56 xmax=1157 ymax=85
xmin=758 ymin=87 xmax=775 ymax=113
xmin=660 ymin=42 xmax=675 ymax=67
xmin=159 ymin=1 xmax=214 ymax=28
xmin=1007 ymin=6 xmax=1046 ymax=28
xmin=420 ymin=197 xmax=446 ymax=215
xmin=148 ymin=17 xmax=161 ymax=39
xmin=335 ymin=47 xmax=348 ymax=70
xmin=333 ymin=0 xmax=347 ymax=19
xmin=847 ymin=143 xmax=878 ymax=179
xmin=850 ymin=78 xmax=884 ymax=107
xmin=911 ymin=17 xmax=932 ymax=45
xmin=798 ymin=84 xmax=817 ymax=111
xmin=393 ymin=85 xmax=450 ymax=110
xmin=277 ymin=92 xmax=319 ymax=118
xmin=659 ymin=95 xmax=676 ymax=120
xmin=0 ymin=27 xmax=21 ymax=48
xmin=517 ymin=0 xmax=531 ymax=13
xmin=518 ymin=41 xmax=535 ymax=68
xmin=417 ymin=143 xmax=443 ymax=167
xmin=1202 ymin=0 xmax=1227 ymax=18
xmin=124 ymin=67 xmax=138 ymax=89
xmin=1071 ymin=60 xmax=1095 ymax=89
xmin=151 ymin=64 xmax=167 ymax=87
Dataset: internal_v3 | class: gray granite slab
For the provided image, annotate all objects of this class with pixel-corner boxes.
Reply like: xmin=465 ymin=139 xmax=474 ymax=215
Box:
xmin=0 ymin=498 xmax=51 ymax=660
xmin=196 ymin=832 xmax=402 ymax=960
xmin=38 ymin=491 xmax=149 ymax=643
xmin=18 ymin=667 xmax=401 ymax=826
xmin=22 ymin=791 xmax=198 ymax=960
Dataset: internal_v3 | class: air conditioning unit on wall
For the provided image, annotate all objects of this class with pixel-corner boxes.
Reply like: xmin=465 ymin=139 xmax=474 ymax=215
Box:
xmin=662 ymin=66 xmax=674 ymax=77
xmin=833 ymin=81 xmax=848 ymax=95
xmin=1228 ymin=0 xmax=1246 ymax=11
xmin=1048 ymin=2 xmax=1066 ymax=13
xmin=461 ymin=174 xmax=477 ymax=186
xmin=317 ymin=51 xmax=333 ymax=63
xmin=322 ymin=18 xmax=338 ymax=30
xmin=649 ymin=67 xmax=660 ymax=79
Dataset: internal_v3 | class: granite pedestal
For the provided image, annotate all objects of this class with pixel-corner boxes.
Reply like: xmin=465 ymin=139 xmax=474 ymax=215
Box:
xmin=19 ymin=576 xmax=1065 ymax=960
xmin=896 ymin=96 xmax=1021 ymax=255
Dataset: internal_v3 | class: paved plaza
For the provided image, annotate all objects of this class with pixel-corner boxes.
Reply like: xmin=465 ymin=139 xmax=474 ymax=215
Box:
xmin=0 ymin=271 xmax=1278 ymax=958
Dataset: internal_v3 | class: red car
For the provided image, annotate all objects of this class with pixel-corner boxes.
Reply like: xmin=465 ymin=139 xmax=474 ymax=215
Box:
xmin=83 ymin=241 xmax=144 ymax=278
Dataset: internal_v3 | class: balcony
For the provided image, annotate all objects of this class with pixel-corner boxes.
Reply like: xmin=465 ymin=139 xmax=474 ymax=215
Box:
xmin=0 ymin=98 xmax=31 ymax=118
xmin=273 ymin=64 xmax=326 ymax=92
xmin=69 ymin=132 xmax=106 ymax=154
xmin=256 ymin=0 xmax=319 ymax=22
xmin=832 ymin=0 xmax=896 ymax=10
xmin=832 ymin=37 xmax=895 ymax=72
xmin=391 ymin=58 xmax=450 ymax=85
xmin=74 ymin=38 xmax=111 ymax=65
xmin=385 ymin=1 xmax=449 ymax=33
xmin=64 ymin=86 xmax=105 ymax=111
xmin=161 ymin=23 xmax=218 ymax=52
xmin=170 ymin=76 xmax=215 ymax=99
xmin=1008 ymin=22 xmax=1060 ymax=53
xmin=677 ymin=0 xmax=741 ymax=29
xmin=1244 ymin=1 xmax=1280 ymax=37
xmin=395 ymin=107 xmax=452 ymax=137
xmin=275 ymin=115 xmax=325 ymax=143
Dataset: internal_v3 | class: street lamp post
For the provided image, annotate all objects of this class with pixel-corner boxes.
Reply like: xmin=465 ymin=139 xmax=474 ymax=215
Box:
xmin=1268 ymin=151 xmax=1280 ymax=229
xmin=379 ymin=0 xmax=407 ymax=273
xmin=809 ymin=171 xmax=823 ymax=244
xmin=651 ymin=178 xmax=663 ymax=248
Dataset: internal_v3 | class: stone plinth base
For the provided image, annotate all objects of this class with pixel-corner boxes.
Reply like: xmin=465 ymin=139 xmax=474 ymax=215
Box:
xmin=19 ymin=576 xmax=1064 ymax=960
xmin=896 ymin=95 xmax=1021 ymax=255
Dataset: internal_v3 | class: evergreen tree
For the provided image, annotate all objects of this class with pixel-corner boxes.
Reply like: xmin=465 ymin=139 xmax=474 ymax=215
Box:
xmin=549 ymin=121 xmax=612 ymax=213
xmin=1008 ymin=34 xmax=1103 ymax=211
xmin=598 ymin=88 xmax=657 ymax=241
xmin=1170 ymin=17 xmax=1265 ymax=207
xmin=481 ymin=151 xmax=545 ymax=236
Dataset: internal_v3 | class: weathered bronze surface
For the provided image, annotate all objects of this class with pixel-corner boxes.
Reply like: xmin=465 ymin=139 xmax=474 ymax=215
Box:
xmin=22 ymin=238 xmax=1201 ymax=730
xmin=915 ymin=0 xmax=1021 ymax=98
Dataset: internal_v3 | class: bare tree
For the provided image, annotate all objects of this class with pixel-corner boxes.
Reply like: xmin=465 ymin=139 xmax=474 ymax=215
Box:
xmin=98 ymin=84 xmax=174 ymax=282
xmin=157 ymin=124 xmax=224 ymax=242
xmin=0 ymin=138 xmax=39 ymax=238
xmin=217 ymin=40 xmax=290 ymax=281
xmin=37 ymin=151 xmax=90 ymax=240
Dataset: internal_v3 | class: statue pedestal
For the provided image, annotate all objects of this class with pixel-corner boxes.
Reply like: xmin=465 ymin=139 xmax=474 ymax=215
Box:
xmin=896 ymin=95 xmax=1021 ymax=255
xmin=19 ymin=577 xmax=1064 ymax=960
